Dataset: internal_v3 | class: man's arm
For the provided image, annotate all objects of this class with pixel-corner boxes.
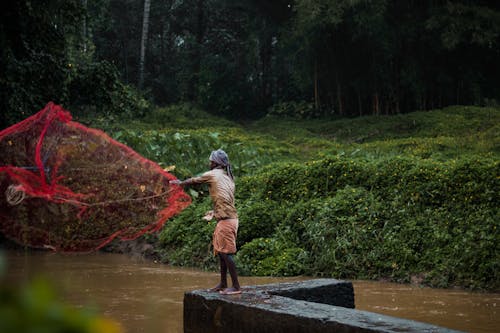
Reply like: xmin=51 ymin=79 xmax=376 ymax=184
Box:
xmin=169 ymin=178 xmax=193 ymax=186
xmin=169 ymin=170 xmax=213 ymax=186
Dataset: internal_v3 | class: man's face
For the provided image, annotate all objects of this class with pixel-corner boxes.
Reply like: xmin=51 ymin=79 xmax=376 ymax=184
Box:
xmin=209 ymin=161 xmax=217 ymax=169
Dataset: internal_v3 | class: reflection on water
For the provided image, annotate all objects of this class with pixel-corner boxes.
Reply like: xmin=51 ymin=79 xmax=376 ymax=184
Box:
xmin=2 ymin=250 xmax=499 ymax=333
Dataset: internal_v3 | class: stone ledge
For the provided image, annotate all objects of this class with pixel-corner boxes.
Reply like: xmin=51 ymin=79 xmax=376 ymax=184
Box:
xmin=184 ymin=278 xmax=463 ymax=333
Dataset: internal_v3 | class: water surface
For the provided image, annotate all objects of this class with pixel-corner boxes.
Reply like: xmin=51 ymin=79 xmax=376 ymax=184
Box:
xmin=2 ymin=250 xmax=498 ymax=333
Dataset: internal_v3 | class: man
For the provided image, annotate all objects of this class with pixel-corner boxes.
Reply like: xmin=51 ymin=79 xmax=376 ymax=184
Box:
xmin=169 ymin=149 xmax=241 ymax=295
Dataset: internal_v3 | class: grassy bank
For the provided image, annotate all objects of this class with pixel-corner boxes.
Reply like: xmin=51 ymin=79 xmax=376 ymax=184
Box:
xmin=88 ymin=104 xmax=499 ymax=290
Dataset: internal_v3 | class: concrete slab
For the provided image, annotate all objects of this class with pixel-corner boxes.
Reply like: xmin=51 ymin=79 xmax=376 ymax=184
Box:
xmin=184 ymin=279 xmax=463 ymax=333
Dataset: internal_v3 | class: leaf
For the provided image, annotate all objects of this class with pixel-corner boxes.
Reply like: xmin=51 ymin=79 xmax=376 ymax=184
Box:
xmin=189 ymin=188 xmax=199 ymax=199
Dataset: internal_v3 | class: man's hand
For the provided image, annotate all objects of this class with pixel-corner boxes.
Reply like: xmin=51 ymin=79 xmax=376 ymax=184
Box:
xmin=169 ymin=179 xmax=182 ymax=185
xmin=203 ymin=210 xmax=214 ymax=221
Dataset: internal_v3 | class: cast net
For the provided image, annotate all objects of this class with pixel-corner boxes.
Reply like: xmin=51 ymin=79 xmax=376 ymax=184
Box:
xmin=0 ymin=102 xmax=191 ymax=252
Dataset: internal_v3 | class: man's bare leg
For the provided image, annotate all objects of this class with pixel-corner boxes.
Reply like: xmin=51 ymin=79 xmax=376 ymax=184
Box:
xmin=219 ymin=253 xmax=241 ymax=294
xmin=210 ymin=253 xmax=228 ymax=291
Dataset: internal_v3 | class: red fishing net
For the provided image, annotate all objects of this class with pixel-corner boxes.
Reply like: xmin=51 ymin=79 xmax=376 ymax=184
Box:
xmin=0 ymin=102 xmax=191 ymax=252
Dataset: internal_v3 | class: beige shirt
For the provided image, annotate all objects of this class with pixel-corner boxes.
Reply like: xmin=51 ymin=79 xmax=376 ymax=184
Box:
xmin=190 ymin=168 xmax=238 ymax=220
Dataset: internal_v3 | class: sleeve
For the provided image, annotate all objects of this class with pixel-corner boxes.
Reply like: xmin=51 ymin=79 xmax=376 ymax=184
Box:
xmin=188 ymin=170 xmax=214 ymax=185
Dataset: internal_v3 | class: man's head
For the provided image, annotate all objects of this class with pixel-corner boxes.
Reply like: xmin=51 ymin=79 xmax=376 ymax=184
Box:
xmin=209 ymin=149 xmax=229 ymax=169
xmin=209 ymin=149 xmax=234 ymax=180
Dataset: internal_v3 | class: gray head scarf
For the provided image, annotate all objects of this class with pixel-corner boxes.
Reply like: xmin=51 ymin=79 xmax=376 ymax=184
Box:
xmin=209 ymin=149 xmax=234 ymax=180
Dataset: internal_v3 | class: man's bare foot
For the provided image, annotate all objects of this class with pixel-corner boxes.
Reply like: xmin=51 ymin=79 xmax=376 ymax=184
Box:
xmin=219 ymin=287 xmax=242 ymax=295
xmin=209 ymin=283 xmax=226 ymax=292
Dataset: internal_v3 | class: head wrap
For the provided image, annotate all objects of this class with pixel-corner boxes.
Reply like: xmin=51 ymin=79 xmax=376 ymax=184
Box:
xmin=209 ymin=149 xmax=234 ymax=180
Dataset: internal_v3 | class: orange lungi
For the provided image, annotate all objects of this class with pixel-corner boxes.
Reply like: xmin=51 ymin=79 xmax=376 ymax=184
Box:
xmin=213 ymin=218 xmax=238 ymax=255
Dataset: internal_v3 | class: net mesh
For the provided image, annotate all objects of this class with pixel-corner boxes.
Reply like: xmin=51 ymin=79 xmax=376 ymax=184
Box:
xmin=0 ymin=102 xmax=191 ymax=252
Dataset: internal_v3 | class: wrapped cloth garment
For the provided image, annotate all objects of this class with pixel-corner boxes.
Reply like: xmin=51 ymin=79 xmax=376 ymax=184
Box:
xmin=213 ymin=218 xmax=238 ymax=255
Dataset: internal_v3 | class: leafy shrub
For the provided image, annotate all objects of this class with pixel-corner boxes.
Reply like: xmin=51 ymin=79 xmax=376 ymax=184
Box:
xmin=235 ymin=155 xmax=499 ymax=289
xmin=237 ymin=237 xmax=307 ymax=276
xmin=404 ymin=206 xmax=500 ymax=290
xmin=236 ymin=198 xmax=287 ymax=245
xmin=158 ymin=197 xmax=218 ymax=270
xmin=301 ymin=187 xmax=385 ymax=278
xmin=155 ymin=150 xmax=499 ymax=289
xmin=267 ymin=101 xmax=317 ymax=119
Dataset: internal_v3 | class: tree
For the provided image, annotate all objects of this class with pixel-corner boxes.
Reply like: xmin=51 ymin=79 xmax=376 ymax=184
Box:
xmin=0 ymin=0 xmax=84 ymax=127
xmin=138 ymin=0 xmax=151 ymax=89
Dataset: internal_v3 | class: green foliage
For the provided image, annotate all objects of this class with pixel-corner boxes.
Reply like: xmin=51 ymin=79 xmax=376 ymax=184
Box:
xmin=237 ymin=237 xmax=307 ymax=276
xmin=141 ymin=103 xmax=235 ymax=129
xmin=0 ymin=276 xmax=122 ymax=333
xmin=267 ymin=101 xmax=317 ymax=119
xmin=75 ymin=105 xmax=500 ymax=290
xmin=157 ymin=197 xmax=218 ymax=270
xmin=236 ymin=156 xmax=499 ymax=289
xmin=3 ymin=1 xmax=500 ymax=124
xmin=301 ymin=187 xmax=384 ymax=279
xmin=150 ymin=106 xmax=499 ymax=290
xmin=0 ymin=0 xmax=150 ymax=128
xmin=237 ymin=199 xmax=287 ymax=245
xmin=425 ymin=3 xmax=500 ymax=49
xmin=86 ymin=106 xmax=299 ymax=179
xmin=0 ymin=0 xmax=82 ymax=127
xmin=251 ymin=106 xmax=500 ymax=160
xmin=68 ymin=61 xmax=150 ymax=118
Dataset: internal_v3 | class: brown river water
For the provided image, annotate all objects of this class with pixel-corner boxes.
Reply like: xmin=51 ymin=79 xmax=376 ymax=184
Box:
xmin=2 ymin=250 xmax=498 ymax=333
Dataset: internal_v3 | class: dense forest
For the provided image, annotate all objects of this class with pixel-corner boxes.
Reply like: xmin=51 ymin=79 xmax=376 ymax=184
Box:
xmin=1 ymin=0 xmax=500 ymax=127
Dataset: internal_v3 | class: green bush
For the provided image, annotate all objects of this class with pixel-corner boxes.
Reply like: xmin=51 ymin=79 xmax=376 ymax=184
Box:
xmin=235 ymin=155 xmax=499 ymax=289
xmin=237 ymin=237 xmax=307 ymax=276
xmin=158 ymin=197 xmax=218 ymax=270
xmin=301 ymin=187 xmax=384 ymax=278
xmin=156 ymin=150 xmax=499 ymax=289
xmin=1 ymin=49 xmax=69 ymax=127
xmin=236 ymin=198 xmax=287 ymax=245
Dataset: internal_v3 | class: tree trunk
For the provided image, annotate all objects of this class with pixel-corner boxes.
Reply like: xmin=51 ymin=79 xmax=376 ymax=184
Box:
xmin=373 ymin=93 xmax=379 ymax=115
xmin=138 ymin=0 xmax=151 ymax=89
xmin=185 ymin=0 xmax=205 ymax=101
xmin=82 ymin=0 xmax=87 ymax=53
xmin=357 ymin=90 xmax=362 ymax=116
xmin=259 ymin=29 xmax=273 ymax=110
xmin=336 ymin=73 xmax=343 ymax=116
xmin=314 ymin=60 xmax=319 ymax=110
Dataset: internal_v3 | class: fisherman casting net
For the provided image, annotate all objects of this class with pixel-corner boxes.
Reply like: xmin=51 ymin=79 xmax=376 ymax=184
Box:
xmin=0 ymin=102 xmax=191 ymax=252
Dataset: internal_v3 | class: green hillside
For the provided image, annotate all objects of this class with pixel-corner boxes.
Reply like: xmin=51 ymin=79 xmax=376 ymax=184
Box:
xmin=88 ymin=104 xmax=499 ymax=175
xmin=90 ymin=105 xmax=499 ymax=290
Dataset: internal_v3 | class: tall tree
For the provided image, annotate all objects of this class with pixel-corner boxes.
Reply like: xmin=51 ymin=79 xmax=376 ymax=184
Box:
xmin=138 ymin=0 xmax=151 ymax=88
